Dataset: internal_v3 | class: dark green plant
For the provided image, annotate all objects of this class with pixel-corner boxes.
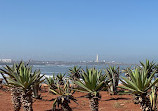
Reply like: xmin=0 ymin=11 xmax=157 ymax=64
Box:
xmin=105 ymin=66 xmax=120 ymax=95
xmin=45 ymin=74 xmax=57 ymax=89
xmin=96 ymin=69 xmax=109 ymax=91
xmin=6 ymin=62 xmax=44 ymax=111
xmin=50 ymin=81 xmax=77 ymax=111
xmin=69 ymin=66 xmax=81 ymax=81
xmin=56 ymin=73 xmax=65 ymax=85
xmin=122 ymin=67 xmax=133 ymax=80
xmin=140 ymin=59 xmax=155 ymax=78
xmin=120 ymin=68 xmax=158 ymax=111
xmin=139 ymin=59 xmax=158 ymax=109
xmin=0 ymin=62 xmax=23 ymax=111
xmin=32 ymin=69 xmax=45 ymax=99
xmin=75 ymin=68 xmax=109 ymax=111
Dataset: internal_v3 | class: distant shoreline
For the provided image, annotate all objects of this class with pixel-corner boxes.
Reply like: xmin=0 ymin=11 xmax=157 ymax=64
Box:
xmin=0 ymin=61 xmax=136 ymax=66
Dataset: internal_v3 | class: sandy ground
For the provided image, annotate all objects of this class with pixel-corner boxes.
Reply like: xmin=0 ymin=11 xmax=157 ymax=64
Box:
xmin=0 ymin=86 xmax=141 ymax=111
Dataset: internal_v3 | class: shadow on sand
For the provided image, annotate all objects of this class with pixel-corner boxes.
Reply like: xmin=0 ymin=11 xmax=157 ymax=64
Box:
xmin=102 ymin=97 xmax=130 ymax=101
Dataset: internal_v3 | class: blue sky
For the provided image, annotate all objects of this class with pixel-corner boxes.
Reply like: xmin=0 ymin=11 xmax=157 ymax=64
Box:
xmin=0 ymin=1 xmax=158 ymax=63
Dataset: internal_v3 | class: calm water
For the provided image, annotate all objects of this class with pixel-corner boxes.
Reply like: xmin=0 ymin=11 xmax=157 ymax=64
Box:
xmin=0 ymin=64 xmax=135 ymax=78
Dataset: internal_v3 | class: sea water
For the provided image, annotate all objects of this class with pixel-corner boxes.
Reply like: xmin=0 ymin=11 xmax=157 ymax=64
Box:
xmin=32 ymin=64 xmax=134 ymax=77
xmin=0 ymin=64 xmax=135 ymax=78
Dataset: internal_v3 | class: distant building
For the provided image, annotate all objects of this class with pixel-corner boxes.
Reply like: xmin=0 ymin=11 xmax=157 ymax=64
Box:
xmin=95 ymin=54 xmax=99 ymax=62
xmin=0 ymin=59 xmax=12 ymax=63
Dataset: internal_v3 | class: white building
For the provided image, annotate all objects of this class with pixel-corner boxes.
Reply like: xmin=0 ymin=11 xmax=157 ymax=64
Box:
xmin=95 ymin=54 xmax=99 ymax=62
xmin=0 ymin=59 xmax=12 ymax=63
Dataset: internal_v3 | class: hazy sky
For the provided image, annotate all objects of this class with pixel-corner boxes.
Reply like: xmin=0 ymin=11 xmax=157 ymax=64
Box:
xmin=0 ymin=1 xmax=158 ymax=63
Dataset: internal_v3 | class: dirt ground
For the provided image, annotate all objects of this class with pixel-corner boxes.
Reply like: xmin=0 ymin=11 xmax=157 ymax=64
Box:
xmin=0 ymin=86 xmax=140 ymax=111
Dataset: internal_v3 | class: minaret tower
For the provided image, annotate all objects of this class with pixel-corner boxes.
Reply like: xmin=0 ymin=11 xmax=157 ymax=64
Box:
xmin=96 ymin=54 xmax=99 ymax=62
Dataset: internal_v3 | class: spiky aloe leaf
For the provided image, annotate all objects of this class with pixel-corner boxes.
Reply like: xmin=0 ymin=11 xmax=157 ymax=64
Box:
xmin=120 ymin=67 xmax=158 ymax=95
xmin=75 ymin=67 xmax=109 ymax=96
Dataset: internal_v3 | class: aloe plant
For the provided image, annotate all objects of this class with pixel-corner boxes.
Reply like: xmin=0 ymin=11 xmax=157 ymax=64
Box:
xmin=0 ymin=62 xmax=23 ymax=111
xmin=139 ymin=59 xmax=158 ymax=108
xmin=149 ymin=86 xmax=157 ymax=111
xmin=122 ymin=67 xmax=141 ymax=104
xmin=32 ymin=70 xmax=45 ymax=99
xmin=140 ymin=59 xmax=155 ymax=78
xmin=122 ymin=67 xmax=133 ymax=80
xmin=69 ymin=66 xmax=81 ymax=79
xmin=97 ymin=69 xmax=108 ymax=83
xmin=105 ymin=66 xmax=120 ymax=95
xmin=120 ymin=68 xmax=158 ymax=111
xmin=75 ymin=68 xmax=109 ymax=111
xmin=56 ymin=73 xmax=65 ymax=85
xmin=69 ymin=66 xmax=81 ymax=88
xmin=50 ymin=81 xmax=77 ymax=111
xmin=6 ymin=62 xmax=44 ymax=111
xmin=45 ymin=74 xmax=57 ymax=89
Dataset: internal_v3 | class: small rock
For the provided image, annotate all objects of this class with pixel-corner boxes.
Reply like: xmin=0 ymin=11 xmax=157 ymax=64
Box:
xmin=120 ymin=104 xmax=124 ymax=106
